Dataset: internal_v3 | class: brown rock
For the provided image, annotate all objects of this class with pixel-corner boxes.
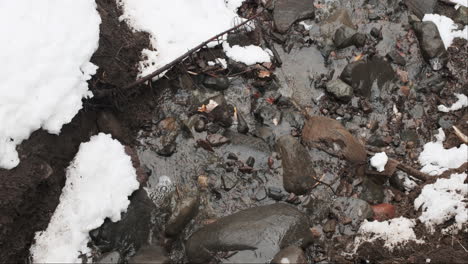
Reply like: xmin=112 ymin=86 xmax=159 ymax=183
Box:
xmin=371 ymin=203 xmax=396 ymax=221
xmin=301 ymin=116 xmax=366 ymax=164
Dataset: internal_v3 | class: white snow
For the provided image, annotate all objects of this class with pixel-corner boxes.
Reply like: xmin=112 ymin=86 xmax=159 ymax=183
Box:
xmin=30 ymin=133 xmax=139 ymax=263
xmin=437 ymin=93 xmax=468 ymax=112
xmin=117 ymin=0 xmax=246 ymax=77
xmin=0 ymin=0 xmax=101 ymax=169
xmin=450 ymin=0 xmax=468 ymax=7
xmin=207 ymin=58 xmax=228 ymax=69
xmin=370 ymin=152 xmax=388 ymax=172
xmin=357 ymin=217 xmax=424 ymax=249
xmin=423 ymin=14 xmax=468 ymax=49
xmin=418 ymin=128 xmax=467 ymax=175
xmin=299 ymin=21 xmax=313 ymax=31
xmin=414 ymin=173 xmax=468 ymax=233
xmin=223 ymin=42 xmax=272 ymax=65
xmin=280 ymin=257 xmax=291 ymax=264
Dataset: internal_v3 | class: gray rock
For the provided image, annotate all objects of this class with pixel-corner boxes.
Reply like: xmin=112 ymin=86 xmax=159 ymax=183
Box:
xmin=454 ymin=6 xmax=468 ymax=25
xmin=405 ymin=0 xmax=436 ymax=19
xmin=320 ymin=9 xmax=355 ymax=38
xmin=271 ymin=246 xmax=307 ymax=264
xmin=333 ymin=26 xmax=357 ymax=48
xmin=207 ymin=134 xmax=230 ymax=147
xmin=438 ymin=115 xmax=454 ymax=129
xmin=96 ymin=251 xmax=120 ymax=264
xmin=413 ymin=21 xmax=448 ymax=71
xmin=326 ymin=79 xmax=353 ymax=102
xmin=276 ymin=135 xmax=317 ymax=195
xmin=331 ymin=197 xmax=373 ymax=228
xmin=236 ymin=111 xmax=249 ymax=134
xmin=165 ymin=192 xmax=200 ymax=236
xmin=273 ymin=0 xmax=315 ymax=33
xmin=128 ymin=245 xmax=170 ymax=264
xmin=203 ymin=76 xmax=230 ymax=91
xmin=359 ymin=177 xmax=385 ymax=204
xmin=386 ymin=50 xmax=406 ymax=66
xmin=186 ymin=203 xmax=312 ymax=263
xmin=149 ymin=117 xmax=180 ymax=156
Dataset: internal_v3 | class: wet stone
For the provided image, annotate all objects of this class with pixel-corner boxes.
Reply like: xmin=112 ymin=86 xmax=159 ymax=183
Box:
xmin=128 ymin=245 xmax=170 ymax=264
xmin=203 ymin=76 xmax=230 ymax=91
xmin=326 ymin=79 xmax=353 ymax=102
xmin=210 ymin=104 xmax=234 ymax=127
xmin=151 ymin=117 xmax=180 ymax=156
xmin=267 ymin=186 xmax=286 ymax=201
xmin=206 ymin=134 xmax=230 ymax=147
xmin=194 ymin=118 xmax=206 ymax=132
xmin=271 ymin=246 xmax=307 ymax=264
xmin=359 ymin=177 xmax=385 ymax=204
xmin=409 ymin=104 xmax=424 ymax=119
xmin=323 ymin=219 xmax=337 ymax=233
xmin=276 ymin=135 xmax=317 ymax=195
xmin=227 ymin=152 xmax=238 ymax=160
xmin=236 ymin=111 xmax=249 ymax=134
xmin=370 ymin=27 xmax=382 ymax=39
xmin=333 ymin=26 xmax=358 ymax=49
xmin=185 ymin=203 xmax=312 ymax=263
xmin=273 ymin=0 xmax=315 ymax=33
xmin=331 ymin=197 xmax=373 ymax=229
xmin=246 ymin=156 xmax=255 ymax=167
xmin=413 ymin=21 xmax=448 ymax=71
xmin=165 ymin=192 xmax=200 ymax=237
xmin=438 ymin=115 xmax=454 ymax=129
xmin=387 ymin=50 xmax=406 ymax=66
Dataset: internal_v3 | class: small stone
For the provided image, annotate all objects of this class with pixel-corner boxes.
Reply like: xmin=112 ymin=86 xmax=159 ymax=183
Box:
xmin=387 ymin=50 xmax=406 ymax=66
xmin=323 ymin=219 xmax=337 ymax=233
xmin=271 ymin=246 xmax=307 ymax=264
xmin=368 ymin=13 xmax=380 ymax=21
xmin=194 ymin=118 xmax=206 ymax=132
xmin=197 ymin=175 xmax=209 ymax=190
xmin=267 ymin=186 xmax=285 ymax=201
xmin=236 ymin=111 xmax=249 ymax=134
xmin=206 ymin=134 xmax=230 ymax=147
xmin=370 ymin=27 xmax=382 ymax=39
xmin=197 ymin=139 xmax=214 ymax=152
xmin=239 ymin=166 xmax=254 ymax=174
xmin=333 ymin=26 xmax=358 ymax=49
xmin=371 ymin=203 xmax=396 ymax=221
xmin=326 ymin=79 xmax=353 ymax=102
xmin=227 ymin=153 xmax=238 ymax=160
xmin=203 ymin=76 xmax=230 ymax=91
xmin=165 ymin=193 xmax=200 ymax=236
xmin=246 ymin=156 xmax=255 ymax=167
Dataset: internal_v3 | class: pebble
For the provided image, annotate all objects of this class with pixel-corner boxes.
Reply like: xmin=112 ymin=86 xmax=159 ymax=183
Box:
xmin=206 ymin=134 xmax=230 ymax=147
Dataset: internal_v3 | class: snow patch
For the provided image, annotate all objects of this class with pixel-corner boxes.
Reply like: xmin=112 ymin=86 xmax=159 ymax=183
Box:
xmin=423 ymin=14 xmax=468 ymax=49
xmin=418 ymin=128 xmax=467 ymax=175
xmin=30 ymin=134 xmax=139 ymax=263
xmin=207 ymin=58 xmax=228 ymax=69
xmin=414 ymin=173 xmax=468 ymax=234
xmin=370 ymin=152 xmax=388 ymax=172
xmin=0 ymin=0 xmax=101 ymax=169
xmin=449 ymin=0 xmax=468 ymax=7
xmin=356 ymin=217 xmax=424 ymax=249
xmin=223 ymin=42 xmax=272 ymax=65
xmin=437 ymin=93 xmax=468 ymax=112
xmin=117 ymin=0 xmax=245 ymax=77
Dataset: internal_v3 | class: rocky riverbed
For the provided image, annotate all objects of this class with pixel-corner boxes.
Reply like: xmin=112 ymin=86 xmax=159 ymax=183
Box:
xmin=1 ymin=0 xmax=467 ymax=263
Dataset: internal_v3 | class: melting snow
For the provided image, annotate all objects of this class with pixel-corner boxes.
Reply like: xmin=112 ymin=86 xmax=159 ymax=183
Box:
xmin=438 ymin=93 xmax=468 ymax=112
xmin=223 ymin=42 xmax=272 ymax=65
xmin=370 ymin=152 xmax=388 ymax=172
xmin=357 ymin=217 xmax=424 ymax=249
xmin=423 ymin=14 xmax=468 ymax=49
xmin=414 ymin=173 xmax=468 ymax=234
xmin=117 ymin=0 xmax=246 ymax=77
xmin=418 ymin=128 xmax=467 ymax=176
xmin=0 ymin=0 xmax=100 ymax=169
xmin=30 ymin=134 xmax=139 ymax=263
xmin=450 ymin=0 xmax=468 ymax=7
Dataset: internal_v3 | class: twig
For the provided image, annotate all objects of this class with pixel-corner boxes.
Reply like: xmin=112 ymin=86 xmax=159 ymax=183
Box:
xmin=94 ymin=11 xmax=264 ymax=99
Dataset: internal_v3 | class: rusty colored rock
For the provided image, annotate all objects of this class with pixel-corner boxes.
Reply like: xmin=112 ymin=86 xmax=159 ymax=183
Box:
xmin=301 ymin=116 xmax=366 ymax=165
xmin=371 ymin=203 xmax=396 ymax=221
xmin=124 ymin=146 xmax=148 ymax=185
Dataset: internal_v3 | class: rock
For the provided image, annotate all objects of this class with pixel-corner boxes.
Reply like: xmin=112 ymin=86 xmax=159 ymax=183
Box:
xmin=339 ymin=56 xmax=395 ymax=97
xmin=368 ymin=12 xmax=380 ymax=21
xmin=353 ymin=33 xmax=367 ymax=48
xmin=333 ymin=26 xmax=357 ymax=48
xmin=331 ymin=197 xmax=374 ymax=228
xmin=323 ymin=219 xmax=337 ymax=233
xmin=97 ymin=111 xmax=127 ymax=142
xmin=96 ymin=251 xmax=120 ymax=264
xmin=203 ymin=76 xmax=230 ymax=91
xmin=413 ymin=21 xmax=448 ymax=71
xmin=210 ymin=104 xmax=234 ymax=128
xmin=255 ymin=105 xmax=282 ymax=127
xmin=371 ymin=203 xmax=396 ymax=221
xmin=227 ymin=152 xmax=238 ymax=160
xmin=454 ymin=6 xmax=468 ymax=25
xmin=304 ymin=185 xmax=334 ymax=224
xmin=273 ymin=0 xmax=315 ymax=33
xmin=276 ymin=135 xmax=317 ymax=195
xmin=124 ymin=146 xmax=149 ymax=185
xmin=128 ymin=245 xmax=170 ymax=264
xmin=271 ymin=246 xmax=307 ymax=264
xmin=386 ymin=50 xmax=406 ymax=66
xmin=151 ymin=117 xmax=180 ymax=156
xmin=194 ymin=118 xmax=206 ymax=132
xmin=405 ymin=0 xmax=436 ymax=19
xmin=370 ymin=27 xmax=382 ymax=39
xmin=246 ymin=156 xmax=255 ymax=167
xmin=301 ymin=116 xmax=366 ymax=165
xmin=165 ymin=192 xmax=200 ymax=236
xmin=326 ymin=79 xmax=353 ymax=102
xmin=438 ymin=115 xmax=454 ymax=129
xmin=267 ymin=186 xmax=286 ymax=201
xmin=206 ymin=134 xmax=230 ymax=147
xmin=186 ymin=203 xmax=312 ymax=263
xmin=359 ymin=177 xmax=385 ymax=204
xmin=415 ymin=74 xmax=446 ymax=93
xmin=320 ymin=9 xmax=355 ymax=38
xmin=254 ymin=125 xmax=276 ymax=147
xmin=236 ymin=111 xmax=249 ymax=134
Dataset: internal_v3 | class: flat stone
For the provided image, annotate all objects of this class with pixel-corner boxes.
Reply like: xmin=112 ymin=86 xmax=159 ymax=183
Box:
xmin=326 ymin=79 xmax=353 ymax=102
xmin=186 ymin=203 xmax=312 ymax=263
xmin=276 ymin=135 xmax=317 ymax=195
xmin=273 ymin=0 xmax=315 ymax=33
